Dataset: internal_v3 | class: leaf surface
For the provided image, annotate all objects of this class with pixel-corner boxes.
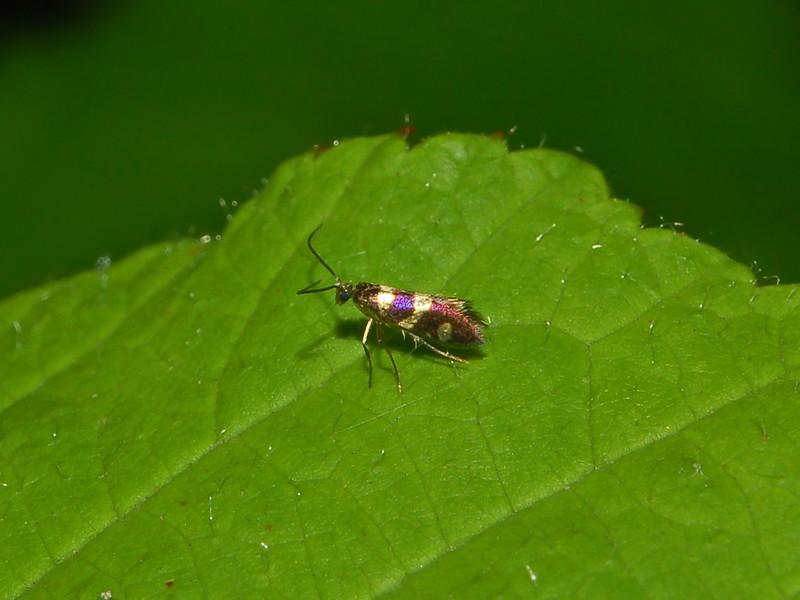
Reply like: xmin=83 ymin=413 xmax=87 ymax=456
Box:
xmin=1 ymin=134 xmax=798 ymax=598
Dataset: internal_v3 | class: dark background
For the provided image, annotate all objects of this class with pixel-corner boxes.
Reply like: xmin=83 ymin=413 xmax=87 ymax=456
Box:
xmin=2 ymin=0 xmax=799 ymax=298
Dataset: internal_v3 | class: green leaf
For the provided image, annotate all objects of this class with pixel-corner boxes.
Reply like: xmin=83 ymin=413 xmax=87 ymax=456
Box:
xmin=1 ymin=133 xmax=798 ymax=598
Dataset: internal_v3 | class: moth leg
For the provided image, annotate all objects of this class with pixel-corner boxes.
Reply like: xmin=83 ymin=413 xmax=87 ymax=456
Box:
xmin=361 ymin=318 xmax=374 ymax=388
xmin=407 ymin=332 xmax=468 ymax=364
xmin=375 ymin=322 xmax=402 ymax=393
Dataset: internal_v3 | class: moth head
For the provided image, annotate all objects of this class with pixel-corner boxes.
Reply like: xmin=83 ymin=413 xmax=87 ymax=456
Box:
xmin=334 ymin=281 xmax=355 ymax=305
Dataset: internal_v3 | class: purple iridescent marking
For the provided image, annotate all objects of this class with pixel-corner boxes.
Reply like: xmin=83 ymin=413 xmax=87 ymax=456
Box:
xmin=391 ymin=294 xmax=415 ymax=316
xmin=431 ymin=301 xmax=456 ymax=318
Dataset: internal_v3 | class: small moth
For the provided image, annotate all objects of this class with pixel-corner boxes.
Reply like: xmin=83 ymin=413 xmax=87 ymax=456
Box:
xmin=297 ymin=224 xmax=487 ymax=392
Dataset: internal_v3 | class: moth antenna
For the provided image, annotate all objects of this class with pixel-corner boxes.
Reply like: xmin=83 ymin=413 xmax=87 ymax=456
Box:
xmin=307 ymin=224 xmax=339 ymax=280
xmin=297 ymin=281 xmax=338 ymax=295
xmin=297 ymin=224 xmax=341 ymax=295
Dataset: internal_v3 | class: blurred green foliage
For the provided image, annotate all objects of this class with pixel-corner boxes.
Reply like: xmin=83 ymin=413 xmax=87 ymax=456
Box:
xmin=2 ymin=0 xmax=799 ymax=297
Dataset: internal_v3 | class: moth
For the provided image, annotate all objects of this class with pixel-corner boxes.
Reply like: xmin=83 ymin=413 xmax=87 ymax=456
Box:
xmin=297 ymin=224 xmax=487 ymax=391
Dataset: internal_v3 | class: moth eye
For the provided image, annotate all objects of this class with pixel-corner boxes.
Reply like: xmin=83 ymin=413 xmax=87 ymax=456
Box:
xmin=437 ymin=322 xmax=453 ymax=342
xmin=340 ymin=290 xmax=351 ymax=301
